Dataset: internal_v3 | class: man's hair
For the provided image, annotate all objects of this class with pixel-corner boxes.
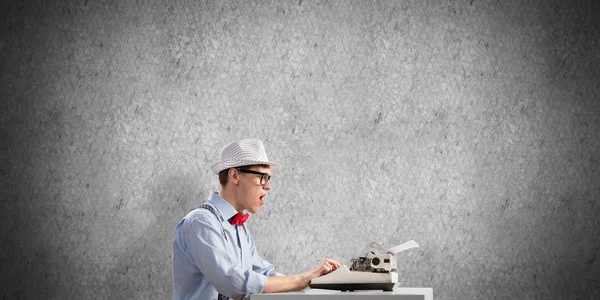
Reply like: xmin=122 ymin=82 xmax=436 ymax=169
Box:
xmin=219 ymin=164 xmax=270 ymax=186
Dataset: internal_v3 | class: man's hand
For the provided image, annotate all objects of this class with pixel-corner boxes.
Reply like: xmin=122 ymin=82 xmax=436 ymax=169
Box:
xmin=262 ymin=258 xmax=341 ymax=293
xmin=302 ymin=259 xmax=341 ymax=281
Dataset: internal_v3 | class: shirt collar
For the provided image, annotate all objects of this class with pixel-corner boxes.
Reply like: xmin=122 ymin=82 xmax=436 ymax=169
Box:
xmin=208 ymin=192 xmax=239 ymax=221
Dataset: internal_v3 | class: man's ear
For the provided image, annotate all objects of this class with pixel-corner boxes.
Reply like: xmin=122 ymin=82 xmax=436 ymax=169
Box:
xmin=228 ymin=168 xmax=239 ymax=185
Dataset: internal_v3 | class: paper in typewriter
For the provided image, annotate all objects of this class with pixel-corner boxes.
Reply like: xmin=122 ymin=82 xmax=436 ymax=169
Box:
xmin=367 ymin=240 xmax=419 ymax=255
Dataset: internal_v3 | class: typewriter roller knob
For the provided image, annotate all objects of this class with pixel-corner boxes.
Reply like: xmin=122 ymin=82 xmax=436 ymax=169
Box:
xmin=371 ymin=257 xmax=380 ymax=266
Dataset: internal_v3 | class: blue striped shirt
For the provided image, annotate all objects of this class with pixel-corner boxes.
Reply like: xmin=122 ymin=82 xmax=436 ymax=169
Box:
xmin=173 ymin=192 xmax=283 ymax=299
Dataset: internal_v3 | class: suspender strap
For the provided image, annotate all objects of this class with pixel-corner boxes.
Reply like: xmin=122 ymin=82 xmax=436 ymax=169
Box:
xmin=198 ymin=203 xmax=228 ymax=241
xmin=199 ymin=203 xmax=247 ymax=236
xmin=197 ymin=203 xmax=231 ymax=300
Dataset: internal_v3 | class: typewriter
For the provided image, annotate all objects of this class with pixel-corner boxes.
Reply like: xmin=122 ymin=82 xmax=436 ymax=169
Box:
xmin=309 ymin=240 xmax=418 ymax=292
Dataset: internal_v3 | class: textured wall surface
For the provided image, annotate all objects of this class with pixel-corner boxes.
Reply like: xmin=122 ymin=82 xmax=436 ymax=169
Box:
xmin=1 ymin=0 xmax=599 ymax=299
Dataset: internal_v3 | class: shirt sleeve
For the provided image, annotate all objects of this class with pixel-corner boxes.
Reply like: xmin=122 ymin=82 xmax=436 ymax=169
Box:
xmin=184 ymin=214 xmax=268 ymax=298
xmin=249 ymin=230 xmax=285 ymax=277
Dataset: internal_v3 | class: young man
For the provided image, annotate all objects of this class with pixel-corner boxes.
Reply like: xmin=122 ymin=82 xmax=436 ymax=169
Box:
xmin=173 ymin=139 xmax=340 ymax=300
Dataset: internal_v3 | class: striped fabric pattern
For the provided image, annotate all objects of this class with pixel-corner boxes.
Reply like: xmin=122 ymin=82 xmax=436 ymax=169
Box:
xmin=197 ymin=203 xmax=232 ymax=300
xmin=211 ymin=139 xmax=280 ymax=174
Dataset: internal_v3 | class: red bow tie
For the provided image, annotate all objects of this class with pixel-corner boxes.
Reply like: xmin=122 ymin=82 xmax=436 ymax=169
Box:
xmin=229 ymin=212 xmax=249 ymax=226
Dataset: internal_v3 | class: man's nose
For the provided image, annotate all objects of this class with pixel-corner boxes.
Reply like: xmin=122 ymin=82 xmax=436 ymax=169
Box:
xmin=263 ymin=180 xmax=271 ymax=190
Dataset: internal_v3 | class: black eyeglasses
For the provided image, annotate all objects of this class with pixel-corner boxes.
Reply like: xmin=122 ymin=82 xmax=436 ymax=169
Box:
xmin=235 ymin=168 xmax=271 ymax=185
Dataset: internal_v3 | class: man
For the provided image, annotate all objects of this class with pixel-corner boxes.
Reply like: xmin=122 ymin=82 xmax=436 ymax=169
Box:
xmin=173 ymin=139 xmax=340 ymax=300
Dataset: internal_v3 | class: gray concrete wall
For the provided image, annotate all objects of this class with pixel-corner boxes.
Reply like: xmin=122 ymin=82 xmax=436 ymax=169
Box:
xmin=1 ymin=0 xmax=599 ymax=299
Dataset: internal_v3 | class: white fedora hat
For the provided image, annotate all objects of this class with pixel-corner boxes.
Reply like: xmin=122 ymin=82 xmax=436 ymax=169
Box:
xmin=211 ymin=139 xmax=281 ymax=174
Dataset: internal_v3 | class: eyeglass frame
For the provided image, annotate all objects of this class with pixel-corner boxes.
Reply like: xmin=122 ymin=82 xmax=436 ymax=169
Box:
xmin=235 ymin=168 xmax=271 ymax=185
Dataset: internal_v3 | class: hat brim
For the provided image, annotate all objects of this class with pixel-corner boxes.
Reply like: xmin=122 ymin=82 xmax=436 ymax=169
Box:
xmin=211 ymin=160 xmax=281 ymax=174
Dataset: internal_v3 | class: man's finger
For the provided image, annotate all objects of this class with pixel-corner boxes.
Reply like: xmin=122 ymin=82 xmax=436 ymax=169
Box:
xmin=325 ymin=259 xmax=341 ymax=268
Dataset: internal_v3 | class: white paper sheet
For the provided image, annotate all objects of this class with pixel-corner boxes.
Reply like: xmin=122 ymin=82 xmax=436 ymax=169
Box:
xmin=385 ymin=240 xmax=419 ymax=255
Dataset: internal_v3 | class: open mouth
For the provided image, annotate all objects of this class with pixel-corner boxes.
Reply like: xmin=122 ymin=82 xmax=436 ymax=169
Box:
xmin=259 ymin=195 xmax=265 ymax=204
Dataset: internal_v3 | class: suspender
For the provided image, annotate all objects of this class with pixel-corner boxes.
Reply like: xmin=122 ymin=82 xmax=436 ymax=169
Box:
xmin=197 ymin=202 xmax=246 ymax=300
xmin=198 ymin=203 xmax=247 ymax=238
xmin=198 ymin=203 xmax=228 ymax=241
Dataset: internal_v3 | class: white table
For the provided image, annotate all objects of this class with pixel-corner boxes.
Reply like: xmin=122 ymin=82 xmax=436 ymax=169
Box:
xmin=250 ymin=288 xmax=433 ymax=300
